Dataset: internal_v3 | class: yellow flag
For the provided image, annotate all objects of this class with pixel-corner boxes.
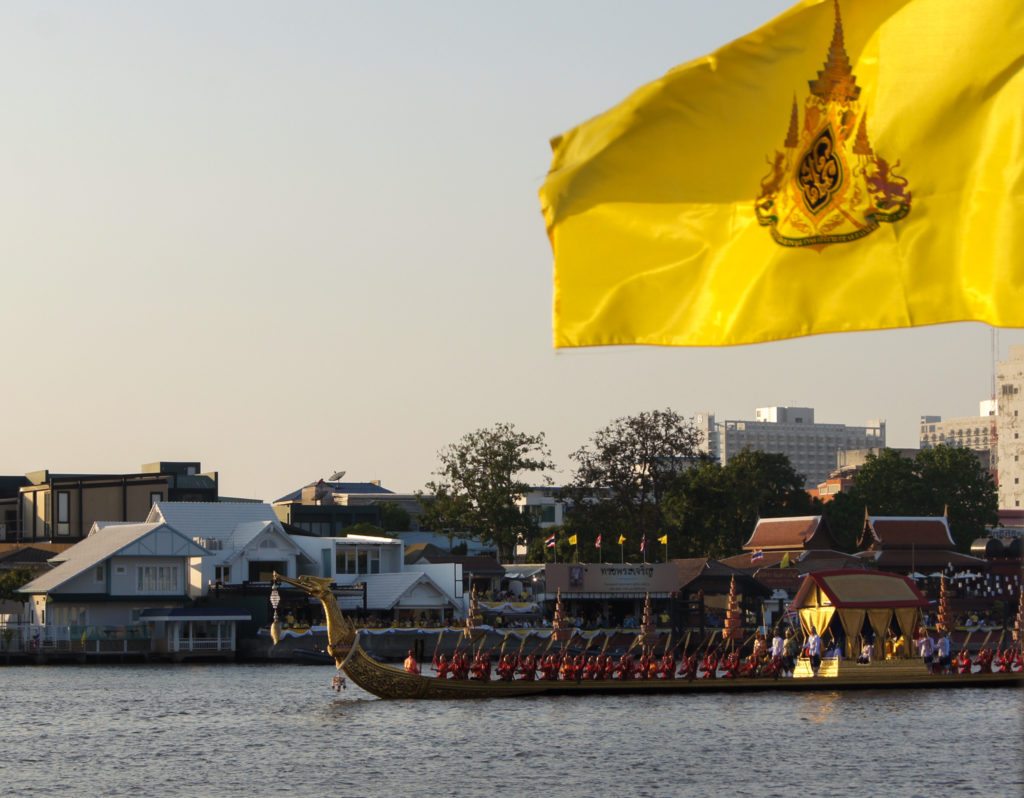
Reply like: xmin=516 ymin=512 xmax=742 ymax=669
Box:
xmin=568 ymin=534 xmax=578 ymax=546
xmin=617 ymin=535 xmax=627 ymax=545
xmin=781 ymin=552 xmax=791 ymax=569
xmin=657 ymin=535 xmax=669 ymax=545
xmin=540 ymin=0 xmax=1024 ymax=347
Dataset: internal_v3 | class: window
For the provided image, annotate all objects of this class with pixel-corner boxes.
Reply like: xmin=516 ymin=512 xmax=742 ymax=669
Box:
xmin=56 ymin=491 xmax=71 ymax=536
xmin=336 ymin=548 xmax=380 ymax=574
xmin=214 ymin=565 xmax=230 ymax=583
xmin=95 ymin=564 xmax=105 ymax=582
xmin=137 ymin=565 xmax=179 ymax=592
xmin=150 ymin=491 xmax=163 ymax=506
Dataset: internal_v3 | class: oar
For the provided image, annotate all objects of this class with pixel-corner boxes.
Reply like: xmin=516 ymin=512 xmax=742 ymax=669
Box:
xmin=431 ymin=628 xmax=445 ymax=665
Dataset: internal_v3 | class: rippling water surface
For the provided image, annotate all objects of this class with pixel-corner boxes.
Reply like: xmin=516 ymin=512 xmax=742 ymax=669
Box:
xmin=2 ymin=664 xmax=1021 ymax=798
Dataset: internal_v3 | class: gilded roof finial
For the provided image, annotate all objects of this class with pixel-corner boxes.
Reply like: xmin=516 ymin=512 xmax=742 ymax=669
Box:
xmin=808 ymin=0 xmax=860 ymax=104
xmin=784 ymin=94 xmax=799 ymax=149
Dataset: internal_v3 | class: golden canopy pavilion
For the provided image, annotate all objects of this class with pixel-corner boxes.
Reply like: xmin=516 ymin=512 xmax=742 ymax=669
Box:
xmin=792 ymin=569 xmax=930 ymax=668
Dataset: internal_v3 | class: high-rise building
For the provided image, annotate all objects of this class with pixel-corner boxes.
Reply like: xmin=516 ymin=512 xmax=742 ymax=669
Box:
xmin=696 ymin=407 xmax=885 ymax=488
xmin=997 ymin=346 xmax=1024 ymax=509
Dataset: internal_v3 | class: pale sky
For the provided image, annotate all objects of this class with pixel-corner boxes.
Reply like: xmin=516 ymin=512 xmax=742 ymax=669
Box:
xmin=3 ymin=1 xmax=1021 ymax=501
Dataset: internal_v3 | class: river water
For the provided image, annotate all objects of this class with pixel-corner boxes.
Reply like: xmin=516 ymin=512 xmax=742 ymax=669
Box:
xmin=2 ymin=664 xmax=1021 ymax=798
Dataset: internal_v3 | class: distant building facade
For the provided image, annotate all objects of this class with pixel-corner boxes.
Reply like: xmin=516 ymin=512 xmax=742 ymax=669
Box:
xmin=997 ymin=346 xmax=1024 ymax=509
xmin=2 ymin=462 xmax=219 ymax=544
xmin=696 ymin=407 xmax=885 ymax=488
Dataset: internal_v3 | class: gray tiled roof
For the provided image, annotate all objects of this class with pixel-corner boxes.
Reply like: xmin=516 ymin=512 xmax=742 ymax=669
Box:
xmin=148 ymin=501 xmax=278 ymax=538
xmin=19 ymin=523 xmax=207 ymax=594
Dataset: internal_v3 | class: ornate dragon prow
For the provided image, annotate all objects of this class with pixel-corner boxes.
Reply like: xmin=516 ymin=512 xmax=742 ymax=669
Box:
xmin=272 ymin=572 xmax=356 ymax=670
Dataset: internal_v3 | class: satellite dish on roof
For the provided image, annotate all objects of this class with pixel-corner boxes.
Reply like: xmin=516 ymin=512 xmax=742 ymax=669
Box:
xmin=329 ymin=471 xmax=346 ymax=481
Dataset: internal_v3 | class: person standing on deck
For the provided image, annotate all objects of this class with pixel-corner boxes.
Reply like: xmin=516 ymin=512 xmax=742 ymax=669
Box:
xmin=807 ymin=626 xmax=822 ymax=676
xmin=935 ymin=630 xmax=951 ymax=674
xmin=404 ymin=650 xmax=421 ymax=675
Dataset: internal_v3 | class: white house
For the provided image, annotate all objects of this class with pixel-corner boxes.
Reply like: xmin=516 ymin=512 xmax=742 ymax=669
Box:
xmin=147 ymin=501 xmax=311 ymax=593
xmin=290 ymin=533 xmax=463 ymax=623
xmin=16 ymin=521 xmax=249 ymax=658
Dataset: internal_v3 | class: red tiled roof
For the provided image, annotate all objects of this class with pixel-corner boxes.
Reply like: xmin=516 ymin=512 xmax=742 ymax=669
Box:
xmin=861 ymin=517 xmax=955 ymax=550
xmin=742 ymin=516 xmax=837 ymax=551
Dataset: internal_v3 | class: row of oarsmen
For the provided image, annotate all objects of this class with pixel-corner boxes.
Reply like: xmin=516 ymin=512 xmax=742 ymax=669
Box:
xmin=404 ymin=647 xmax=796 ymax=681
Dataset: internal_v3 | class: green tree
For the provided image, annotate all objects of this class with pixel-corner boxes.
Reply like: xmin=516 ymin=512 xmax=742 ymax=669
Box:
xmin=0 ymin=568 xmax=35 ymax=603
xmin=663 ymin=449 xmax=821 ymax=558
xmin=823 ymin=446 xmax=997 ymax=552
xmin=566 ymin=408 xmax=702 ymax=559
xmin=377 ymin=502 xmax=411 ymax=532
xmin=424 ymin=422 xmax=555 ymax=561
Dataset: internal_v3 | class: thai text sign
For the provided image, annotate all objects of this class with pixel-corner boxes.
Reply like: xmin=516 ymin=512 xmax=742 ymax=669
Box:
xmin=546 ymin=562 xmax=678 ymax=594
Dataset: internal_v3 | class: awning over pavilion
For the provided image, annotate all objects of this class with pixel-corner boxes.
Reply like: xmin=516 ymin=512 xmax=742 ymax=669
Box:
xmin=791 ymin=570 xmax=929 ymax=658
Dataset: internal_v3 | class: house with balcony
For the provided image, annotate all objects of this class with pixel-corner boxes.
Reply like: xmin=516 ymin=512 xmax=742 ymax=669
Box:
xmin=15 ymin=521 xmax=249 ymax=660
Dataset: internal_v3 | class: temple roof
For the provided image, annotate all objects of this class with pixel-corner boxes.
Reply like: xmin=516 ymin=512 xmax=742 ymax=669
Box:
xmin=858 ymin=516 xmax=956 ymax=550
xmin=742 ymin=515 xmax=837 ymax=552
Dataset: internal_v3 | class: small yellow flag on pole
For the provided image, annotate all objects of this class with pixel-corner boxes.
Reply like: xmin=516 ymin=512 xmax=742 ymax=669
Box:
xmin=568 ymin=534 xmax=578 ymax=546
xmin=617 ymin=535 xmax=627 ymax=545
xmin=540 ymin=0 xmax=1024 ymax=347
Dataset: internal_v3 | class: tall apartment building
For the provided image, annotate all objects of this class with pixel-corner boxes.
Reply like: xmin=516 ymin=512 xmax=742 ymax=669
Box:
xmin=695 ymin=407 xmax=885 ymax=488
xmin=997 ymin=346 xmax=1024 ymax=509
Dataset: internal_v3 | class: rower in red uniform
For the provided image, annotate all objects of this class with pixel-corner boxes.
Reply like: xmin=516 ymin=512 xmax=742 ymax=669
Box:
xmin=433 ymin=653 xmax=451 ymax=679
xmin=517 ymin=653 xmax=537 ymax=681
xmin=497 ymin=654 xmax=516 ymax=681
xmin=470 ymin=651 xmax=491 ymax=681
xmin=700 ymin=652 xmax=719 ymax=679
xmin=614 ymin=652 xmax=635 ymax=680
xmin=600 ymin=654 xmax=615 ymax=680
xmin=955 ymin=649 xmax=972 ymax=675
xmin=658 ymin=651 xmax=676 ymax=679
xmin=721 ymin=651 xmax=740 ymax=678
xmin=451 ymin=651 xmax=471 ymax=679
xmin=677 ymin=654 xmax=698 ymax=681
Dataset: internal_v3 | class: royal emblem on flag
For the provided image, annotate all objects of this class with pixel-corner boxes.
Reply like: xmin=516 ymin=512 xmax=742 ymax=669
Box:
xmin=755 ymin=0 xmax=910 ymax=250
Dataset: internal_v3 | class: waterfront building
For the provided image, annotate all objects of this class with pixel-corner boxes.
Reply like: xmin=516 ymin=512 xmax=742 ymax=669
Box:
xmin=15 ymin=521 xmax=249 ymax=659
xmin=0 ymin=461 xmax=219 ymax=544
xmin=695 ymin=407 xmax=885 ymax=488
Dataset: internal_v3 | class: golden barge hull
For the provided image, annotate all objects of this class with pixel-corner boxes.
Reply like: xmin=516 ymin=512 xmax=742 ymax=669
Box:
xmin=341 ymin=636 xmax=1024 ymax=700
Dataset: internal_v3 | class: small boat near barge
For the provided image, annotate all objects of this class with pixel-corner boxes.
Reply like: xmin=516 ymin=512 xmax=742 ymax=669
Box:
xmin=272 ymin=571 xmax=1023 ymax=700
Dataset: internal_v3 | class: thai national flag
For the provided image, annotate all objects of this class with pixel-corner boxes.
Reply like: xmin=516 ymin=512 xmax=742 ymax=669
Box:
xmin=546 ymin=534 xmax=556 ymax=548
xmin=595 ymin=534 xmax=602 ymax=549
xmin=751 ymin=549 xmax=764 ymax=562
xmin=640 ymin=535 xmax=646 ymax=553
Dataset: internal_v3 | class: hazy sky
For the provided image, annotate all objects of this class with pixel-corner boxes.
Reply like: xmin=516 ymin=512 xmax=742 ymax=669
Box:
xmin=3 ymin=1 xmax=1021 ymax=501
